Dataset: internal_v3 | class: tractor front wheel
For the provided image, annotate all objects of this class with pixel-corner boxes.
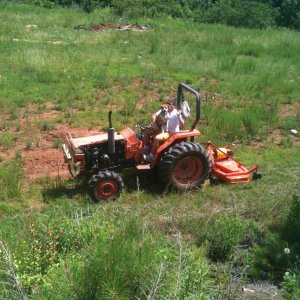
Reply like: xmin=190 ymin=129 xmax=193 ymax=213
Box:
xmin=88 ymin=171 xmax=124 ymax=201
xmin=159 ymin=142 xmax=212 ymax=191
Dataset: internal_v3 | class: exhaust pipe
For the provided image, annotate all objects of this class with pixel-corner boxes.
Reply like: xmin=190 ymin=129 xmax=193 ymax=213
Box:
xmin=107 ymin=111 xmax=115 ymax=154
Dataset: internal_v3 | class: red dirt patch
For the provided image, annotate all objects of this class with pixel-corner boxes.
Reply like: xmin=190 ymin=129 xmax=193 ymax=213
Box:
xmin=21 ymin=125 xmax=102 ymax=180
xmin=267 ymin=129 xmax=282 ymax=144
xmin=1 ymin=116 xmax=102 ymax=181
xmin=23 ymin=148 xmax=69 ymax=180
xmin=76 ymin=23 xmax=147 ymax=32
xmin=279 ymin=102 xmax=299 ymax=118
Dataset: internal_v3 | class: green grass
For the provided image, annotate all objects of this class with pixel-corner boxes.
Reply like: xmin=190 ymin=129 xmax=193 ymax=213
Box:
xmin=0 ymin=4 xmax=299 ymax=113
xmin=0 ymin=157 xmax=23 ymax=202
xmin=0 ymin=2 xmax=300 ymax=298
xmin=0 ymin=132 xmax=16 ymax=149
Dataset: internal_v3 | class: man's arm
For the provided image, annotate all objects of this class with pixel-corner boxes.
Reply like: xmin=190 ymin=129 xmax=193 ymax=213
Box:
xmin=150 ymin=110 xmax=161 ymax=127
xmin=178 ymin=111 xmax=184 ymax=129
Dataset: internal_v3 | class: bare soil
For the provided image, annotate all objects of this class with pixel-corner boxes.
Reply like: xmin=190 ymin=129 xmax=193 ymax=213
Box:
xmin=76 ymin=23 xmax=148 ymax=32
xmin=0 ymin=106 xmax=101 ymax=181
xmin=279 ymin=102 xmax=299 ymax=118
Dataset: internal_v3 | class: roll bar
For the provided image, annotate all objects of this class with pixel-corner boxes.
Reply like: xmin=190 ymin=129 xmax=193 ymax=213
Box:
xmin=176 ymin=83 xmax=201 ymax=131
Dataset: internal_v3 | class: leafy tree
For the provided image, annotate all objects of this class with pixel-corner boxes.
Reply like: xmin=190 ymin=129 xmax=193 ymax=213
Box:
xmin=30 ymin=0 xmax=300 ymax=29
xmin=201 ymin=1 xmax=277 ymax=28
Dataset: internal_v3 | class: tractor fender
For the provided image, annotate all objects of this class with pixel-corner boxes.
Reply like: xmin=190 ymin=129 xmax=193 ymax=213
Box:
xmin=150 ymin=130 xmax=201 ymax=167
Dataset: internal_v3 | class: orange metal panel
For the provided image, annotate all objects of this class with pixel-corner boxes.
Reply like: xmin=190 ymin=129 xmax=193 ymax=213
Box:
xmin=120 ymin=128 xmax=140 ymax=159
xmin=151 ymin=130 xmax=201 ymax=167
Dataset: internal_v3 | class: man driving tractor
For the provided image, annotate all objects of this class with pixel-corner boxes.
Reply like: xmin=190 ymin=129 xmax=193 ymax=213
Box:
xmin=143 ymin=97 xmax=184 ymax=162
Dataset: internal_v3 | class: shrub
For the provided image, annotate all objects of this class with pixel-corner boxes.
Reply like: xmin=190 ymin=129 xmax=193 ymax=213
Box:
xmin=112 ymin=0 xmax=190 ymax=18
xmin=275 ymin=0 xmax=300 ymax=29
xmin=283 ymin=270 xmax=300 ymax=299
xmin=281 ymin=195 xmax=300 ymax=249
xmin=7 ymin=214 xmax=214 ymax=298
xmin=250 ymin=195 xmax=300 ymax=282
xmin=250 ymin=231 xmax=290 ymax=281
xmin=199 ymin=1 xmax=277 ymax=29
xmin=11 ymin=210 xmax=92 ymax=293
xmin=31 ymin=0 xmax=299 ymax=30
xmin=201 ymin=215 xmax=245 ymax=262
xmin=199 ymin=2 xmax=237 ymax=26
xmin=231 ymin=1 xmax=277 ymax=29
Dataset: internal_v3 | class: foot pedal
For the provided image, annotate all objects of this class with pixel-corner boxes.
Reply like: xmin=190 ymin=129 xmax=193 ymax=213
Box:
xmin=136 ymin=164 xmax=151 ymax=171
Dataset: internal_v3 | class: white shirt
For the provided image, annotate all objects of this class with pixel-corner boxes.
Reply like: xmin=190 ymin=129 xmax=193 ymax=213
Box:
xmin=167 ymin=109 xmax=181 ymax=133
xmin=152 ymin=108 xmax=183 ymax=132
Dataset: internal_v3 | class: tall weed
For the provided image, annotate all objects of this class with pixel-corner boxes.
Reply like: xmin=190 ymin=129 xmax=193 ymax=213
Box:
xmin=237 ymin=42 xmax=262 ymax=58
xmin=234 ymin=57 xmax=256 ymax=75
xmin=0 ymin=240 xmax=27 ymax=300
xmin=0 ymin=132 xmax=16 ymax=150
xmin=213 ymin=108 xmax=244 ymax=141
xmin=242 ymin=104 xmax=262 ymax=137
xmin=0 ymin=157 xmax=23 ymax=202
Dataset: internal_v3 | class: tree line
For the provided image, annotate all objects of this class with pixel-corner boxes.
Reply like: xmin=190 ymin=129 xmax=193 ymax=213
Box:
xmin=32 ymin=0 xmax=300 ymax=29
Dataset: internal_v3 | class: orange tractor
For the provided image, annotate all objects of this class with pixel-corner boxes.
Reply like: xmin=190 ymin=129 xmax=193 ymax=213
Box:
xmin=63 ymin=83 xmax=260 ymax=201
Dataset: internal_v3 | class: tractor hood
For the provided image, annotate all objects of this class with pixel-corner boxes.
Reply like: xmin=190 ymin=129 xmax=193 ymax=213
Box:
xmin=68 ymin=131 xmax=125 ymax=149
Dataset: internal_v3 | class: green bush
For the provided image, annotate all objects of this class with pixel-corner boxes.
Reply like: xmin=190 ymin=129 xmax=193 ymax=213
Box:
xmin=7 ymin=213 xmax=213 ymax=298
xmin=30 ymin=0 xmax=300 ymax=29
xmin=13 ymin=213 xmax=85 ymax=292
xmin=250 ymin=231 xmax=290 ymax=281
xmin=281 ymin=195 xmax=300 ymax=249
xmin=34 ymin=240 xmax=213 ymax=299
xmin=231 ymin=1 xmax=277 ymax=29
xmin=250 ymin=195 xmax=300 ymax=282
xmin=201 ymin=1 xmax=277 ymax=29
xmin=283 ymin=271 xmax=300 ymax=299
xmin=275 ymin=0 xmax=300 ymax=29
xmin=201 ymin=215 xmax=245 ymax=262
xmin=112 ymin=0 xmax=190 ymax=19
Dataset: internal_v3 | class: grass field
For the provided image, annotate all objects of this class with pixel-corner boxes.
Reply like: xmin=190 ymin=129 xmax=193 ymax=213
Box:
xmin=0 ymin=2 xmax=300 ymax=299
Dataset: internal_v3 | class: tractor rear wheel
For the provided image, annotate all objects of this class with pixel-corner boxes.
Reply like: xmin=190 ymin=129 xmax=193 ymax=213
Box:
xmin=88 ymin=171 xmax=124 ymax=201
xmin=159 ymin=141 xmax=212 ymax=191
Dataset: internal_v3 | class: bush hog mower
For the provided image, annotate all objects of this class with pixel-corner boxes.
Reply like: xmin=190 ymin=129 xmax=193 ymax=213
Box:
xmin=63 ymin=83 xmax=260 ymax=201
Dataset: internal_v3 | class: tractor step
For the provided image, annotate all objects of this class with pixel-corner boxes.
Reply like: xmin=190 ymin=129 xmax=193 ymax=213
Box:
xmin=136 ymin=164 xmax=151 ymax=171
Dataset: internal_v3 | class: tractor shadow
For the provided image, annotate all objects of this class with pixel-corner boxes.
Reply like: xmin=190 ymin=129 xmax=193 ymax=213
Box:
xmin=123 ymin=168 xmax=166 ymax=196
xmin=42 ymin=169 xmax=166 ymax=202
xmin=41 ymin=176 xmax=90 ymax=202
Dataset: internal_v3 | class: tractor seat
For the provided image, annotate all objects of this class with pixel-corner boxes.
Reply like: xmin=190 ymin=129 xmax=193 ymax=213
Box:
xmin=157 ymin=132 xmax=170 ymax=141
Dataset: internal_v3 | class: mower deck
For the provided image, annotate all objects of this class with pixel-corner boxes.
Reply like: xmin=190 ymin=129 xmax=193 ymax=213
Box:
xmin=206 ymin=142 xmax=259 ymax=183
xmin=211 ymin=157 xmax=258 ymax=183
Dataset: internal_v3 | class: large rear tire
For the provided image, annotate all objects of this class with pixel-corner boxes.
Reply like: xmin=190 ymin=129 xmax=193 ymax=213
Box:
xmin=88 ymin=171 xmax=124 ymax=201
xmin=159 ymin=141 xmax=212 ymax=191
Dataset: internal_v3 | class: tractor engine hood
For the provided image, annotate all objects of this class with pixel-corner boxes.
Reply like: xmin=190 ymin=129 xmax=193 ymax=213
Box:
xmin=68 ymin=131 xmax=125 ymax=149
